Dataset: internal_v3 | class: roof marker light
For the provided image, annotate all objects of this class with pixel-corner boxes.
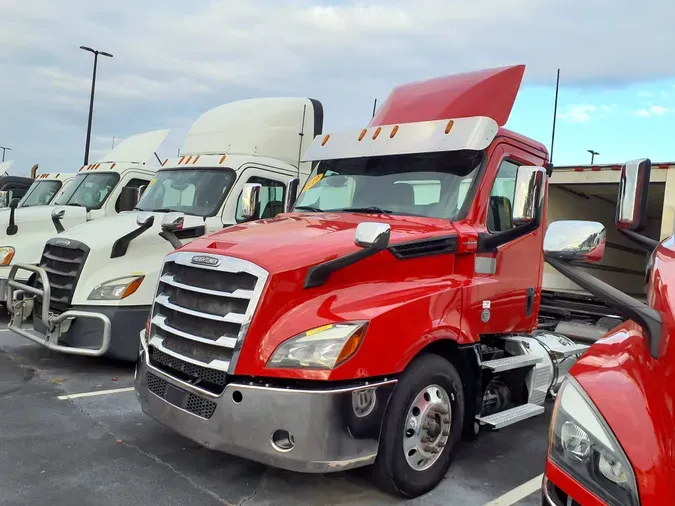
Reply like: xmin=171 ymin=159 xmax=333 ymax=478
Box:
xmin=219 ymin=155 xmax=227 ymax=164
xmin=372 ymin=127 xmax=382 ymax=140
xmin=358 ymin=129 xmax=367 ymax=141
xmin=111 ymin=163 xmax=116 ymax=170
xmin=321 ymin=134 xmax=330 ymax=146
xmin=185 ymin=155 xmax=192 ymax=164
xmin=193 ymin=155 xmax=200 ymax=164
xmin=390 ymin=125 xmax=399 ymax=138
xmin=178 ymin=156 xmax=185 ymax=165
xmin=445 ymin=120 xmax=454 ymax=134
xmin=161 ymin=159 xmax=167 ymax=166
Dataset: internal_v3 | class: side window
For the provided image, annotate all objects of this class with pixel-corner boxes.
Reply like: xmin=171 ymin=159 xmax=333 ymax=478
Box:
xmin=115 ymin=177 xmax=151 ymax=212
xmin=487 ymin=160 xmax=519 ymax=233
xmin=235 ymin=176 xmax=286 ymax=221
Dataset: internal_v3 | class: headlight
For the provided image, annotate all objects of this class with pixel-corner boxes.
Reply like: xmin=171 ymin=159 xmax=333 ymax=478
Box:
xmin=88 ymin=275 xmax=144 ymax=300
xmin=0 ymin=246 xmax=15 ymax=265
xmin=549 ymin=377 xmax=639 ymax=506
xmin=267 ymin=321 xmax=368 ymax=370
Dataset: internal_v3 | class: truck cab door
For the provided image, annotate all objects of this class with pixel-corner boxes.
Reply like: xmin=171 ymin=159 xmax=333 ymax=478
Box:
xmin=465 ymin=145 xmax=546 ymax=336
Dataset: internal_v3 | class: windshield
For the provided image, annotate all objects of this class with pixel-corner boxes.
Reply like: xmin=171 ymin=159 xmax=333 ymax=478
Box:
xmin=55 ymin=172 xmax=120 ymax=209
xmin=19 ymin=180 xmax=62 ymax=207
xmin=135 ymin=168 xmax=235 ymax=217
xmin=293 ymin=151 xmax=483 ymax=219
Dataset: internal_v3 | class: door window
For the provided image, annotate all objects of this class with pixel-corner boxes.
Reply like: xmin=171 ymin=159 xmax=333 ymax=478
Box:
xmin=487 ymin=160 xmax=519 ymax=232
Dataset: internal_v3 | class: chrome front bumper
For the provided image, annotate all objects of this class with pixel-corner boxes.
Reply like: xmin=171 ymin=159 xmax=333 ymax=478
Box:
xmin=6 ymin=263 xmax=111 ymax=357
xmin=135 ymin=331 xmax=397 ymax=473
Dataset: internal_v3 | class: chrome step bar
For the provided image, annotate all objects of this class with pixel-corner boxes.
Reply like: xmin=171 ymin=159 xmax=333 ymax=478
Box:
xmin=476 ymin=403 xmax=545 ymax=429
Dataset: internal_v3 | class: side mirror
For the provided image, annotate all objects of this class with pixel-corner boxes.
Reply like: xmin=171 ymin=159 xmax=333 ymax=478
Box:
xmin=354 ymin=222 xmax=391 ymax=249
xmin=512 ymin=166 xmax=546 ymax=227
xmin=544 ymin=220 xmax=606 ymax=263
xmin=118 ymin=186 xmax=138 ymax=212
xmin=161 ymin=212 xmax=184 ymax=232
xmin=136 ymin=211 xmax=154 ymax=227
xmin=616 ymin=158 xmax=650 ymax=232
xmin=286 ymin=178 xmax=300 ymax=213
xmin=9 ymin=197 xmax=20 ymax=209
xmin=240 ymin=183 xmax=261 ymax=221
xmin=0 ymin=191 xmax=8 ymax=208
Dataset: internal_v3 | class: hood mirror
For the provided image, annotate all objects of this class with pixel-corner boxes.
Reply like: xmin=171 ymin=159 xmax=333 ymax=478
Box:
xmin=354 ymin=222 xmax=391 ymax=249
xmin=9 ymin=197 xmax=20 ymax=209
xmin=544 ymin=220 xmax=606 ymax=263
xmin=512 ymin=166 xmax=545 ymax=226
xmin=136 ymin=211 xmax=154 ymax=227
xmin=239 ymin=183 xmax=261 ymax=222
xmin=161 ymin=212 xmax=184 ymax=232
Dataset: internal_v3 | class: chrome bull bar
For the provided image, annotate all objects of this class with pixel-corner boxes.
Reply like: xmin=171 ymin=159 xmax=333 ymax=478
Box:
xmin=6 ymin=263 xmax=111 ymax=357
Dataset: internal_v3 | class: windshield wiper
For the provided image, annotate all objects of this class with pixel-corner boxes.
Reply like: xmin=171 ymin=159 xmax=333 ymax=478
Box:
xmin=334 ymin=206 xmax=392 ymax=214
xmin=294 ymin=205 xmax=323 ymax=212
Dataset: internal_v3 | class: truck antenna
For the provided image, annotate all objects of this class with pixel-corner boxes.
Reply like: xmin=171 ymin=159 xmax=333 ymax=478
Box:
xmin=154 ymin=152 xmax=162 ymax=165
xmin=372 ymin=98 xmax=378 ymax=118
xmin=112 ymin=136 xmax=115 ymax=149
xmin=296 ymin=104 xmax=307 ymax=178
xmin=550 ymin=69 xmax=560 ymax=165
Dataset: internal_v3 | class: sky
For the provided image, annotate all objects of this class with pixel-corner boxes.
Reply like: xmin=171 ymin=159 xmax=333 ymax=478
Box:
xmin=1 ymin=0 xmax=674 ymax=176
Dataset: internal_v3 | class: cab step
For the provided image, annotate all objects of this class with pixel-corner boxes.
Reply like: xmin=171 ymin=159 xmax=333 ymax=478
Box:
xmin=549 ymin=343 xmax=589 ymax=360
xmin=476 ymin=403 xmax=545 ymax=429
xmin=481 ymin=354 xmax=541 ymax=372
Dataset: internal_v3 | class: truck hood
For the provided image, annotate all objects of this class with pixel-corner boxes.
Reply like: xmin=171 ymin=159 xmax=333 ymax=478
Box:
xmin=0 ymin=206 xmax=88 ymax=268
xmin=192 ymin=211 xmax=456 ymax=273
xmin=62 ymin=211 xmax=207 ymax=305
xmin=0 ymin=205 xmax=87 ymax=233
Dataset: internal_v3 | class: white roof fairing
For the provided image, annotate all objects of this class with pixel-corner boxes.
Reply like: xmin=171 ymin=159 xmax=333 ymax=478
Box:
xmin=95 ymin=129 xmax=170 ymax=164
xmin=178 ymin=97 xmax=322 ymax=168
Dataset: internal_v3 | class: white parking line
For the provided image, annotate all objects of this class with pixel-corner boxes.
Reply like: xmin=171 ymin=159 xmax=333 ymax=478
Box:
xmin=482 ymin=474 xmax=543 ymax=506
xmin=57 ymin=387 xmax=135 ymax=400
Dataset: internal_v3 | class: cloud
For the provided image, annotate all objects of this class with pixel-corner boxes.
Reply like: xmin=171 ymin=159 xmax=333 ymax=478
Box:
xmin=635 ymin=105 xmax=669 ymax=117
xmin=558 ymin=103 xmax=618 ymax=123
xmin=1 ymin=0 xmax=675 ymax=173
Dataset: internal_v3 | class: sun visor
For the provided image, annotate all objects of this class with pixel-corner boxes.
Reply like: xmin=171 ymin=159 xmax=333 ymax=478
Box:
xmin=370 ymin=64 xmax=525 ymax=127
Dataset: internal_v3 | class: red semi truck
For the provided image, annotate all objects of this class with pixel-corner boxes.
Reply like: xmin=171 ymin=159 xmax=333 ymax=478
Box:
xmin=134 ymin=65 xmax=598 ymax=497
xmin=542 ymin=158 xmax=673 ymax=505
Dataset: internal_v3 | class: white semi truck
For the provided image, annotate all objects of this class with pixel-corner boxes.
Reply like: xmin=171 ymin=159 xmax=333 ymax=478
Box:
xmin=7 ymin=97 xmax=323 ymax=361
xmin=0 ymin=130 xmax=169 ymax=308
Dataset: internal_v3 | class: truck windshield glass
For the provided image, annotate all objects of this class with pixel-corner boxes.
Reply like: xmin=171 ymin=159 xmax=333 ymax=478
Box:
xmin=55 ymin=172 xmax=120 ymax=210
xmin=18 ymin=180 xmax=62 ymax=207
xmin=135 ymin=169 xmax=235 ymax=217
xmin=294 ymin=151 xmax=483 ymax=219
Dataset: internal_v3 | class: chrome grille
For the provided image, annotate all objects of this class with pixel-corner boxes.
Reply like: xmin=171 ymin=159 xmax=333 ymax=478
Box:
xmin=148 ymin=252 xmax=269 ymax=378
xmin=34 ymin=238 xmax=89 ymax=313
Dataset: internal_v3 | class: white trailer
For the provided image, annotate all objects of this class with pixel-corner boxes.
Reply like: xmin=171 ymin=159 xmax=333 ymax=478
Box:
xmin=542 ymin=160 xmax=674 ymax=340
xmin=0 ymin=130 xmax=169 ymax=307
xmin=7 ymin=97 xmax=323 ymax=361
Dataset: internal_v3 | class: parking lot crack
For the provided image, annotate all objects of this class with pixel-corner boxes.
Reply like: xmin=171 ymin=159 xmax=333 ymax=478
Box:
xmin=238 ymin=471 xmax=266 ymax=506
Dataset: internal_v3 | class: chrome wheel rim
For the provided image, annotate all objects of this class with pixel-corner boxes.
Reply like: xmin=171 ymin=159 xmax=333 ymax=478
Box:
xmin=402 ymin=384 xmax=452 ymax=471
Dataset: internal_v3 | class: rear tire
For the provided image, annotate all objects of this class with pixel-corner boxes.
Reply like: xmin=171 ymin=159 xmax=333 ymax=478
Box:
xmin=372 ymin=353 xmax=464 ymax=498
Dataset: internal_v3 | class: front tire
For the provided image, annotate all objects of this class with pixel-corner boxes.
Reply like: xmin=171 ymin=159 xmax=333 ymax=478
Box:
xmin=372 ymin=353 xmax=465 ymax=498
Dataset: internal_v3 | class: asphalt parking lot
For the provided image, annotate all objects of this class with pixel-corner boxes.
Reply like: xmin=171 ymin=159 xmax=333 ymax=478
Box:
xmin=0 ymin=321 xmax=548 ymax=506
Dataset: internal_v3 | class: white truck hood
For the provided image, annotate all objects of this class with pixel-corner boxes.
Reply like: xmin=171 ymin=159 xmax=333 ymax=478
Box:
xmin=0 ymin=206 xmax=89 ymax=272
xmin=58 ymin=211 xmax=207 ymax=306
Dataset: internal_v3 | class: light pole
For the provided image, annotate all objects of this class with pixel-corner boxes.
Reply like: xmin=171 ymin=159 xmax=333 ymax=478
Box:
xmin=80 ymin=46 xmax=113 ymax=165
xmin=587 ymin=149 xmax=599 ymax=164
xmin=0 ymin=146 xmax=11 ymax=162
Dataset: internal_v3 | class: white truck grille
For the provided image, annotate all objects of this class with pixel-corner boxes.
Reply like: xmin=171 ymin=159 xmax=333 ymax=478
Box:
xmin=147 ymin=251 xmax=268 ymax=392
